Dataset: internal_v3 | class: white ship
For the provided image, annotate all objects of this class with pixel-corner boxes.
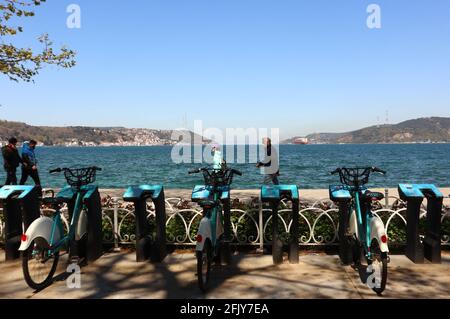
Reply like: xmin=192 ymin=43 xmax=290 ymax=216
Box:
xmin=293 ymin=137 xmax=309 ymax=145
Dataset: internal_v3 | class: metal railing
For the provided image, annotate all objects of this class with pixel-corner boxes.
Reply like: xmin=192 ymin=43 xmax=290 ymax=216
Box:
xmin=1 ymin=190 xmax=449 ymax=249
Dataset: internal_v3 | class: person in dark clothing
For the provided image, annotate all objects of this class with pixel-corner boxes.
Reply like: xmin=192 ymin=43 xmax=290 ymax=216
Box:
xmin=20 ymin=140 xmax=41 ymax=187
xmin=256 ymin=137 xmax=280 ymax=185
xmin=1 ymin=137 xmax=22 ymax=185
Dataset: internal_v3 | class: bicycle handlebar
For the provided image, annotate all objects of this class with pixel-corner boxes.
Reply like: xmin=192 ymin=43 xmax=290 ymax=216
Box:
xmin=330 ymin=166 xmax=386 ymax=186
xmin=188 ymin=168 xmax=204 ymax=175
xmin=331 ymin=167 xmax=385 ymax=174
xmin=371 ymin=167 xmax=386 ymax=175
xmin=188 ymin=166 xmax=242 ymax=186
xmin=232 ymin=169 xmax=243 ymax=176
xmin=49 ymin=166 xmax=102 ymax=174
xmin=330 ymin=168 xmax=341 ymax=175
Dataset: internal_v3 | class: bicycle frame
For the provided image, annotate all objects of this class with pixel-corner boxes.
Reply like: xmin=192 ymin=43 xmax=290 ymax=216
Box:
xmin=195 ymin=185 xmax=225 ymax=252
xmin=206 ymin=192 xmax=222 ymax=249
xmin=48 ymin=190 xmax=85 ymax=252
xmin=350 ymin=187 xmax=373 ymax=259
xmin=19 ymin=187 xmax=87 ymax=254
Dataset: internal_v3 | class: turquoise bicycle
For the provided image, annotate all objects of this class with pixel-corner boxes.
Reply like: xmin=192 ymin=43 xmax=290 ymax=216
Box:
xmin=189 ymin=164 xmax=242 ymax=292
xmin=330 ymin=167 xmax=389 ymax=295
xmin=19 ymin=166 xmax=101 ymax=290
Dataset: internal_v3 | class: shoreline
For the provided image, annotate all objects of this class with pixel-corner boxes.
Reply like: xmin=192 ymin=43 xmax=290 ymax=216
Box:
xmin=16 ymin=142 xmax=450 ymax=147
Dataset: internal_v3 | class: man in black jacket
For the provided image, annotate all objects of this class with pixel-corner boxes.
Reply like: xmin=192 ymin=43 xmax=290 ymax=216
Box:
xmin=1 ymin=137 xmax=22 ymax=185
xmin=256 ymin=137 xmax=280 ymax=185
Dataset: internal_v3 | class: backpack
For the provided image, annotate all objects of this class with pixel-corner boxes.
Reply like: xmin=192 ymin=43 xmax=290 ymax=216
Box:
xmin=1 ymin=145 xmax=8 ymax=158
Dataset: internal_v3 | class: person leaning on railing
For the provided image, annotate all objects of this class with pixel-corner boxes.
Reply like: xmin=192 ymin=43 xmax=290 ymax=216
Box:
xmin=256 ymin=137 xmax=280 ymax=185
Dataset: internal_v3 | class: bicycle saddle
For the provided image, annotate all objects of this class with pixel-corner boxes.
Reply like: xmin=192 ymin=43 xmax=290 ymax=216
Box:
xmin=364 ymin=191 xmax=384 ymax=201
xmin=198 ymin=199 xmax=219 ymax=208
xmin=42 ymin=197 xmax=66 ymax=206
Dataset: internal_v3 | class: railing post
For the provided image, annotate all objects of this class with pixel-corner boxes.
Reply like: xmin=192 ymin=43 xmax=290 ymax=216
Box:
xmin=385 ymin=188 xmax=389 ymax=209
xmin=112 ymin=197 xmax=121 ymax=252
xmin=0 ymin=209 xmax=4 ymax=245
xmin=257 ymin=199 xmax=264 ymax=254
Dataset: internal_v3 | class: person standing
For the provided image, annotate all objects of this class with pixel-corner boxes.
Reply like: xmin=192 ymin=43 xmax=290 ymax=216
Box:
xmin=256 ymin=137 xmax=280 ymax=185
xmin=20 ymin=140 xmax=41 ymax=188
xmin=1 ymin=137 xmax=22 ymax=185
xmin=212 ymin=145 xmax=225 ymax=170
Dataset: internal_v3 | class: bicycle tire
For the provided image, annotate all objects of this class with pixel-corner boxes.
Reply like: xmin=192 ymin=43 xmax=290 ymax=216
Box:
xmin=368 ymin=240 xmax=388 ymax=295
xmin=197 ymin=240 xmax=212 ymax=293
xmin=22 ymin=240 xmax=60 ymax=291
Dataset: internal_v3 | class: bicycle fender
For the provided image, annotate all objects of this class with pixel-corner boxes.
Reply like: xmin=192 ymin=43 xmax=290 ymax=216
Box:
xmin=75 ymin=210 xmax=87 ymax=241
xmin=196 ymin=217 xmax=212 ymax=252
xmin=19 ymin=217 xmax=61 ymax=251
xmin=349 ymin=211 xmax=358 ymax=237
xmin=370 ymin=217 xmax=389 ymax=253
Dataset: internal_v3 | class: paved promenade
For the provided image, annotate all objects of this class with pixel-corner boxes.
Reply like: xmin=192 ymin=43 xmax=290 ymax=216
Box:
xmin=1 ymin=250 xmax=449 ymax=299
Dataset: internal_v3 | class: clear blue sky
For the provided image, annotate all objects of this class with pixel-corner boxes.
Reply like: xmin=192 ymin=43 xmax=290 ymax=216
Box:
xmin=1 ymin=0 xmax=449 ymax=139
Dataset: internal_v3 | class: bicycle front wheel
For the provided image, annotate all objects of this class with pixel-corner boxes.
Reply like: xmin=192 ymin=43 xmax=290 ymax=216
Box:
xmin=196 ymin=240 xmax=212 ymax=293
xmin=22 ymin=240 xmax=60 ymax=291
xmin=368 ymin=240 xmax=388 ymax=295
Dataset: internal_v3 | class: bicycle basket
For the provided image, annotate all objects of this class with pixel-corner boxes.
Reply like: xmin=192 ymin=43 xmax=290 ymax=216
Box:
xmin=340 ymin=168 xmax=370 ymax=187
xmin=63 ymin=167 xmax=98 ymax=187
xmin=203 ymin=169 xmax=228 ymax=187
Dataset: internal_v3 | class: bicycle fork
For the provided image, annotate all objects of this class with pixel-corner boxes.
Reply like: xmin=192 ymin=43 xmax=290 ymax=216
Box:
xmin=354 ymin=193 xmax=372 ymax=259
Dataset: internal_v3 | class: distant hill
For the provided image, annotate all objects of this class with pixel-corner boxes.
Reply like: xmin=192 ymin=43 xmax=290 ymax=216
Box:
xmin=0 ymin=120 xmax=210 ymax=146
xmin=283 ymin=117 xmax=450 ymax=144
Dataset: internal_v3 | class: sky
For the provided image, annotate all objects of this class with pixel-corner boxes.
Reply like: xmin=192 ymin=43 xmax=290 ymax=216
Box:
xmin=0 ymin=0 xmax=449 ymax=139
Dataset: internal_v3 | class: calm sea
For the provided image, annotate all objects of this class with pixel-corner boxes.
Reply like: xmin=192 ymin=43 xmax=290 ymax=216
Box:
xmin=1 ymin=144 xmax=449 ymax=189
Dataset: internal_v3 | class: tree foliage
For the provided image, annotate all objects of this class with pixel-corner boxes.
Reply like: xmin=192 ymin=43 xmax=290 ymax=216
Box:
xmin=0 ymin=0 xmax=76 ymax=82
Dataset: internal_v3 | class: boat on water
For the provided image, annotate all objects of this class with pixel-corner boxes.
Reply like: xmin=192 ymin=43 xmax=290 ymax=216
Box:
xmin=293 ymin=137 xmax=309 ymax=145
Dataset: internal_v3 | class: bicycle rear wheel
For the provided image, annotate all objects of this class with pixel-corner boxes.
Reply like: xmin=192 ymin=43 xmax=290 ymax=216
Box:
xmin=22 ymin=240 xmax=60 ymax=291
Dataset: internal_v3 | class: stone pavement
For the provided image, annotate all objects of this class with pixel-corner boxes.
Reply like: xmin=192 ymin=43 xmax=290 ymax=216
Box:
xmin=1 ymin=250 xmax=450 ymax=299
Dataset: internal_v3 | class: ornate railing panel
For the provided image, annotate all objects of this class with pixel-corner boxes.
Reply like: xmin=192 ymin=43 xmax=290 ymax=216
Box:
xmin=1 ymin=192 xmax=449 ymax=248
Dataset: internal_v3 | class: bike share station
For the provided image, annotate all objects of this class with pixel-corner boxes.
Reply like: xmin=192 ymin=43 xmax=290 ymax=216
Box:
xmin=0 ymin=183 xmax=103 ymax=263
xmin=55 ymin=184 xmax=103 ymax=263
xmin=398 ymin=184 xmax=443 ymax=264
xmin=0 ymin=186 xmax=41 ymax=261
xmin=329 ymin=184 xmax=354 ymax=265
xmin=260 ymin=185 xmax=300 ymax=265
xmin=123 ymin=185 xmax=167 ymax=262
xmin=191 ymin=183 xmax=233 ymax=265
